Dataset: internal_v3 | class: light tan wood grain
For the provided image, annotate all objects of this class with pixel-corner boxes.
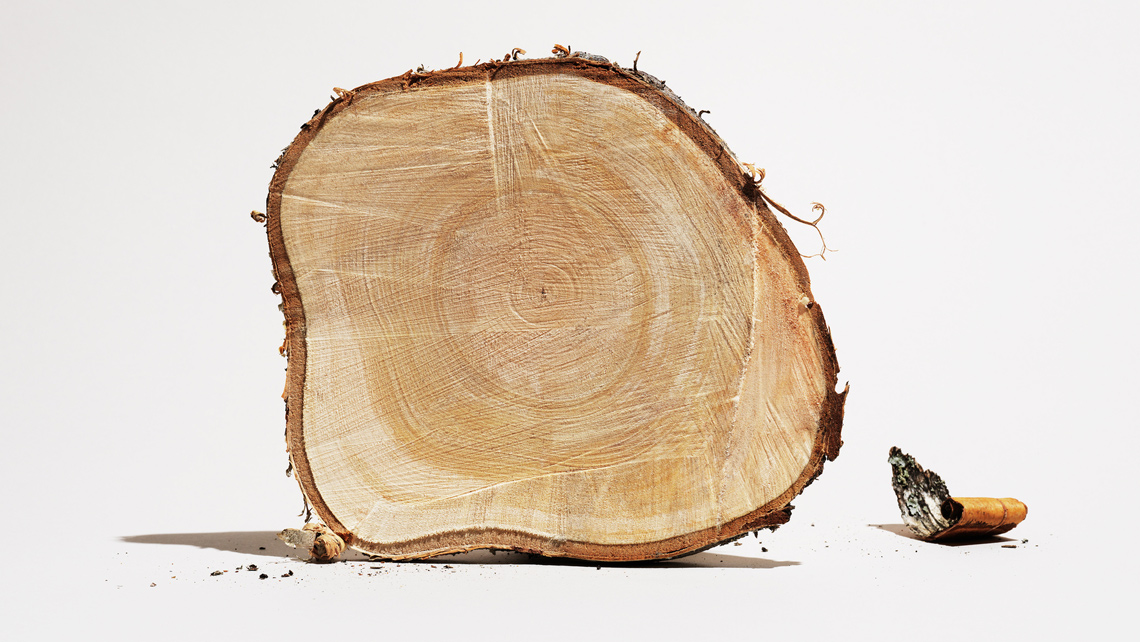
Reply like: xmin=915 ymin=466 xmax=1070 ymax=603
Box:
xmin=268 ymin=57 xmax=845 ymax=560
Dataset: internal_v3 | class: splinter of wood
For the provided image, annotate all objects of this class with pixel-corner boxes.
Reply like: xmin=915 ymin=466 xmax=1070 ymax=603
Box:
xmin=277 ymin=523 xmax=346 ymax=562
xmin=888 ymin=447 xmax=1027 ymax=541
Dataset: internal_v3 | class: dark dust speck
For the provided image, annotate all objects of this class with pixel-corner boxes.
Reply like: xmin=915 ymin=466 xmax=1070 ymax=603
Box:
xmin=259 ymin=546 xmax=266 ymax=550
xmin=761 ymin=547 xmax=768 ymax=553
xmin=259 ymin=573 xmax=269 ymax=579
xmin=210 ymin=571 xmax=223 ymax=577
xmin=282 ymin=570 xmax=294 ymax=578
xmin=247 ymin=564 xmax=259 ymax=572
xmin=1002 ymin=545 xmax=1017 ymax=549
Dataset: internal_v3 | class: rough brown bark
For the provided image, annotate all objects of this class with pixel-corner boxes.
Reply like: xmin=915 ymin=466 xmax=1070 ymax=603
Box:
xmin=266 ymin=53 xmax=846 ymax=561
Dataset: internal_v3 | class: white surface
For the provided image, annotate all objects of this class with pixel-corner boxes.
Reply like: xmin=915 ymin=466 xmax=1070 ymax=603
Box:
xmin=1 ymin=1 xmax=1135 ymax=639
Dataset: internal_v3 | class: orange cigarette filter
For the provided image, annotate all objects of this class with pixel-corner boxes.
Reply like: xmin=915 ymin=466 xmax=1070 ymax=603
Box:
xmin=931 ymin=497 xmax=1028 ymax=540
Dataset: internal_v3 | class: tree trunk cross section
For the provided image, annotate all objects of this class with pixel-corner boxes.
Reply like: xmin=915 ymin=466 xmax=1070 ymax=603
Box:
xmin=267 ymin=56 xmax=846 ymax=561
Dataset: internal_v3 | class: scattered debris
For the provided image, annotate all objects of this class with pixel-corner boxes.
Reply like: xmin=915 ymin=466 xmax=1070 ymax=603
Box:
xmin=259 ymin=573 xmax=269 ymax=579
xmin=889 ymin=447 xmax=1028 ymax=541
xmin=210 ymin=570 xmax=223 ymax=577
xmin=246 ymin=564 xmax=258 ymax=572
xmin=282 ymin=570 xmax=294 ymax=578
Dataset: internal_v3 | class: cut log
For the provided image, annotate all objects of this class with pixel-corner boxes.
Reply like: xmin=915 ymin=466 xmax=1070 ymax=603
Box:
xmin=265 ymin=53 xmax=846 ymax=561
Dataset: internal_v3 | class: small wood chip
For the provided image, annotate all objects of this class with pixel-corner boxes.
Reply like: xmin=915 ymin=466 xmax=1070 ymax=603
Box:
xmin=277 ymin=523 xmax=347 ymax=562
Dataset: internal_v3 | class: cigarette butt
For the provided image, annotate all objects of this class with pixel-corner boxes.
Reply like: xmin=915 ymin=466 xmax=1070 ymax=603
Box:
xmin=889 ymin=447 xmax=1028 ymax=542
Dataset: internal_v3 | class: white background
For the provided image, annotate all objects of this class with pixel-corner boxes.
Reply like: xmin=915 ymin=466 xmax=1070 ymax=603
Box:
xmin=2 ymin=1 xmax=1136 ymax=639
